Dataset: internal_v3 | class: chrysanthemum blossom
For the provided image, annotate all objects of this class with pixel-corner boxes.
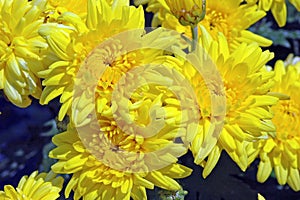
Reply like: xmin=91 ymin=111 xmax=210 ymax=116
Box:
xmin=0 ymin=0 xmax=48 ymax=107
xmin=49 ymin=25 xmax=226 ymax=199
xmin=139 ymin=0 xmax=272 ymax=51
xmin=247 ymin=0 xmax=300 ymax=27
xmin=71 ymin=29 xmax=200 ymax=171
xmin=247 ymin=57 xmax=300 ymax=191
xmin=0 ymin=171 xmax=64 ymax=200
xmin=50 ymin=122 xmax=193 ymax=199
xmin=181 ymin=26 xmax=277 ymax=178
xmin=38 ymin=0 xmax=145 ymax=121
xmin=70 ymin=26 xmax=227 ymax=171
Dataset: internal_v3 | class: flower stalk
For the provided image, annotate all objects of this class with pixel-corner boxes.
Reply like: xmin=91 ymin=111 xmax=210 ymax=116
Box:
xmin=191 ymin=0 xmax=206 ymax=52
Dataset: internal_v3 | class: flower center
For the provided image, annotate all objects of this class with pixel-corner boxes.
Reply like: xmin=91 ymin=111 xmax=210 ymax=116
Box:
xmin=273 ymin=99 xmax=300 ymax=140
xmin=204 ymin=9 xmax=230 ymax=40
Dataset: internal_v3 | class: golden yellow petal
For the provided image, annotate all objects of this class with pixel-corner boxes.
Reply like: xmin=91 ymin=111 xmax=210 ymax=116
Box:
xmin=202 ymin=145 xmax=222 ymax=178
xmin=65 ymin=176 xmax=79 ymax=198
xmin=262 ymin=139 xmax=276 ymax=153
xmin=0 ymin=68 xmax=4 ymax=89
xmin=271 ymin=1 xmax=287 ymax=27
xmin=159 ymin=164 xmax=192 ymax=179
xmin=42 ymin=72 xmax=68 ymax=86
xmin=131 ymin=186 xmax=147 ymax=200
xmin=102 ymin=185 xmax=114 ymax=199
xmin=58 ymin=97 xmax=72 ymax=121
xmin=219 ymin=128 xmax=236 ymax=152
xmin=39 ymin=24 xmax=73 ymax=60
xmin=133 ymin=175 xmax=154 ymax=189
xmin=274 ymin=164 xmax=288 ymax=185
xmin=290 ymin=0 xmax=300 ymax=11
xmin=32 ymin=182 xmax=54 ymax=199
xmin=258 ymin=193 xmax=266 ymax=200
xmin=86 ymin=0 xmax=99 ymax=29
xmin=257 ymin=156 xmax=272 ymax=183
xmin=239 ymin=30 xmax=272 ymax=47
xmin=40 ymin=85 xmax=65 ymax=104
xmin=146 ymin=171 xmax=181 ymax=191
xmin=64 ymin=154 xmax=88 ymax=171
xmin=3 ymin=185 xmax=19 ymax=199
xmin=49 ymin=144 xmax=75 ymax=160
xmin=51 ymin=161 xmax=67 ymax=173
xmin=4 ymin=80 xmax=29 ymax=107
xmin=287 ymin=167 xmax=300 ymax=191
xmin=20 ymin=171 xmax=38 ymax=194
xmin=259 ymin=0 xmax=272 ymax=11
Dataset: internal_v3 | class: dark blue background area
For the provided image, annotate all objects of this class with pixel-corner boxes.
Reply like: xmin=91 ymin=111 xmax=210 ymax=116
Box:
xmin=0 ymin=93 xmax=59 ymax=188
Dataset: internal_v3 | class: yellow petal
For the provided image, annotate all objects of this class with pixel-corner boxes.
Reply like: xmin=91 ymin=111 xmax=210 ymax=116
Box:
xmin=239 ymin=30 xmax=272 ymax=47
xmin=290 ymin=0 xmax=300 ymax=11
xmin=146 ymin=171 xmax=181 ymax=190
xmin=271 ymin=1 xmax=287 ymax=27
xmin=258 ymin=193 xmax=266 ymax=200
xmin=257 ymin=156 xmax=272 ymax=183
xmin=287 ymin=167 xmax=300 ymax=191
xmin=40 ymin=85 xmax=65 ymax=104
xmin=131 ymin=186 xmax=147 ymax=200
xmin=274 ymin=164 xmax=288 ymax=185
xmin=133 ymin=175 xmax=154 ymax=189
xmin=202 ymin=145 xmax=222 ymax=178
xmin=3 ymin=185 xmax=19 ymax=199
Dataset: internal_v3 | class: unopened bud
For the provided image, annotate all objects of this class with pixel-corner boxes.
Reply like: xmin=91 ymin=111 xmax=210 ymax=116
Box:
xmin=165 ymin=0 xmax=206 ymax=26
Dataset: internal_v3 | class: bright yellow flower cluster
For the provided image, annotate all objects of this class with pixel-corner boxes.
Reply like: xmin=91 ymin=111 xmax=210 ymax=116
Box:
xmin=38 ymin=0 xmax=144 ymax=120
xmin=50 ymin=123 xmax=192 ymax=199
xmin=1 ymin=0 xmax=300 ymax=198
xmin=171 ymin=26 xmax=277 ymax=177
xmin=0 ymin=0 xmax=47 ymax=107
xmin=0 ymin=171 xmax=64 ymax=200
xmin=37 ymin=0 xmax=195 ymax=199
xmin=247 ymin=56 xmax=300 ymax=191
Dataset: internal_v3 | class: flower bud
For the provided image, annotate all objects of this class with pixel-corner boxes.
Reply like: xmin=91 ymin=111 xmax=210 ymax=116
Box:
xmin=165 ymin=0 xmax=206 ymax=26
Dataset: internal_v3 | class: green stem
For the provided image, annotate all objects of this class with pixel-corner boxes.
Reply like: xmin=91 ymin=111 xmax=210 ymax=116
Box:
xmin=191 ymin=0 xmax=205 ymax=52
xmin=202 ymin=0 xmax=206 ymax=19
xmin=191 ymin=25 xmax=198 ymax=52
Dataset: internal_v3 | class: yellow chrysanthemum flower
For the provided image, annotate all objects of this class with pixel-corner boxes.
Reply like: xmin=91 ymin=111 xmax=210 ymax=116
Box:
xmin=138 ymin=0 xmax=272 ymax=51
xmin=50 ymin=120 xmax=192 ymax=200
xmin=247 ymin=57 xmax=300 ymax=191
xmin=0 ymin=171 xmax=64 ymax=200
xmin=0 ymin=0 xmax=48 ymax=107
xmin=247 ymin=0 xmax=300 ymax=27
xmin=173 ymin=26 xmax=277 ymax=178
xmin=38 ymin=0 xmax=145 ymax=120
xmin=48 ymin=26 xmax=203 ymax=199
